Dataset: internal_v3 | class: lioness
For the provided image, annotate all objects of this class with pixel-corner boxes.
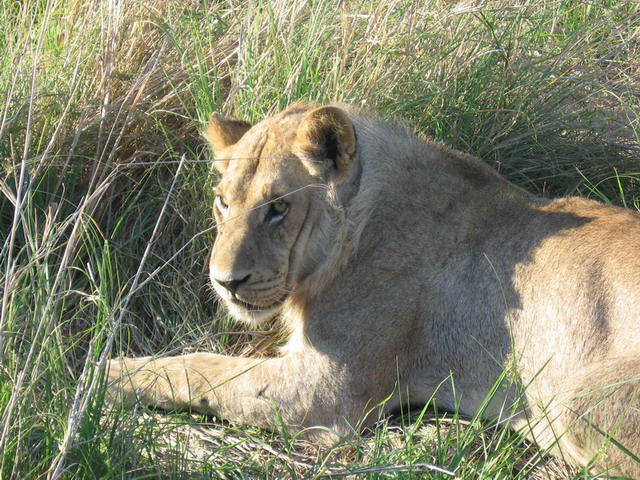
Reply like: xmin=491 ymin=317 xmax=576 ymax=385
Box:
xmin=108 ymin=104 xmax=640 ymax=477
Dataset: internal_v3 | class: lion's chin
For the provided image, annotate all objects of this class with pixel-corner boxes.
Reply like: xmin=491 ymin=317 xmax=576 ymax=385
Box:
xmin=225 ymin=297 xmax=286 ymax=327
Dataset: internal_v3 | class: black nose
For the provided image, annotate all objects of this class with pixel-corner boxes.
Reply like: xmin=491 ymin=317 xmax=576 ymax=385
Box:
xmin=216 ymin=274 xmax=251 ymax=296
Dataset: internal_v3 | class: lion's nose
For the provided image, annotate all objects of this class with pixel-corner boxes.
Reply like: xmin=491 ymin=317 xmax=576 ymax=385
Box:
xmin=215 ymin=274 xmax=251 ymax=296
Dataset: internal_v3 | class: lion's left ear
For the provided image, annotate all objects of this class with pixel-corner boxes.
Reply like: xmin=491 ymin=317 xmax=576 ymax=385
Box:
xmin=204 ymin=113 xmax=252 ymax=173
xmin=294 ymin=106 xmax=357 ymax=183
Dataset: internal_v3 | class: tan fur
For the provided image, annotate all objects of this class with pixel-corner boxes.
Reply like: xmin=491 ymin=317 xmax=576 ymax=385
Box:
xmin=108 ymin=104 xmax=640 ymax=477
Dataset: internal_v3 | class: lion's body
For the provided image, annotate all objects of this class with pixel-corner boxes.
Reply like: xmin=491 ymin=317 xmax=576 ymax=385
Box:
xmin=109 ymin=105 xmax=640 ymax=477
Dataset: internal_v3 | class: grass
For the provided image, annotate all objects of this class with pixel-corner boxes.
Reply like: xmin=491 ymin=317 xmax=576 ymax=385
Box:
xmin=1 ymin=0 xmax=639 ymax=478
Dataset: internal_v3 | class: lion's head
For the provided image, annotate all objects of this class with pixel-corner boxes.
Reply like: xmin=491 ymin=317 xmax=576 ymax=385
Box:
xmin=205 ymin=105 xmax=359 ymax=326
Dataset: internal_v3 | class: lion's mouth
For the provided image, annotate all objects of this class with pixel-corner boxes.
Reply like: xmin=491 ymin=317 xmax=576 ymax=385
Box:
xmin=230 ymin=293 xmax=289 ymax=312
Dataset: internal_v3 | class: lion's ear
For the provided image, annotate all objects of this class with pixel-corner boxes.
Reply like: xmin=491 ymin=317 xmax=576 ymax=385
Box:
xmin=294 ymin=106 xmax=357 ymax=183
xmin=204 ymin=113 xmax=252 ymax=173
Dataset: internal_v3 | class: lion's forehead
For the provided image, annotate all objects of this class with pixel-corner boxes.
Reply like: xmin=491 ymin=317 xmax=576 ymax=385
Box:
xmin=237 ymin=109 xmax=304 ymax=154
xmin=220 ymin=162 xmax=309 ymax=207
xmin=219 ymin=136 xmax=311 ymax=207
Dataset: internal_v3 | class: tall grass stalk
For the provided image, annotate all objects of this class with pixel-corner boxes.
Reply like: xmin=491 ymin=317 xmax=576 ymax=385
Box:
xmin=1 ymin=0 xmax=638 ymax=478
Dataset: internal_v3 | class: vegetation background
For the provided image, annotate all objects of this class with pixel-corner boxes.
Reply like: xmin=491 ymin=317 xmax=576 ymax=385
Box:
xmin=1 ymin=0 xmax=638 ymax=478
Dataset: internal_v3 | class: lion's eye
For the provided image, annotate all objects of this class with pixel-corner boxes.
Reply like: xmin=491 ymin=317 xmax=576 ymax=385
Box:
xmin=266 ymin=200 xmax=289 ymax=224
xmin=272 ymin=200 xmax=288 ymax=214
xmin=214 ymin=195 xmax=229 ymax=215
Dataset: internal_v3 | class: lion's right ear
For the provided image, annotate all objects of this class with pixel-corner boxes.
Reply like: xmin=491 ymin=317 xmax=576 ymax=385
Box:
xmin=204 ymin=113 xmax=252 ymax=173
xmin=294 ymin=106 xmax=357 ymax=184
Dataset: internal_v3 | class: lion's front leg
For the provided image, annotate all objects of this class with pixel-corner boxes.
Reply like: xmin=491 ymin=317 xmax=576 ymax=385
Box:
xmin=107 ymin=352 xmax=359 ymax=440
xmin=107 ymin=353 xmax=261 ymax=413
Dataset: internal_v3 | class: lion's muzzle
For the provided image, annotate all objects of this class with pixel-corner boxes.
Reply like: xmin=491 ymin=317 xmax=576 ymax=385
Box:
xmin=214 ymin=273 xmax=251 ymax=297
